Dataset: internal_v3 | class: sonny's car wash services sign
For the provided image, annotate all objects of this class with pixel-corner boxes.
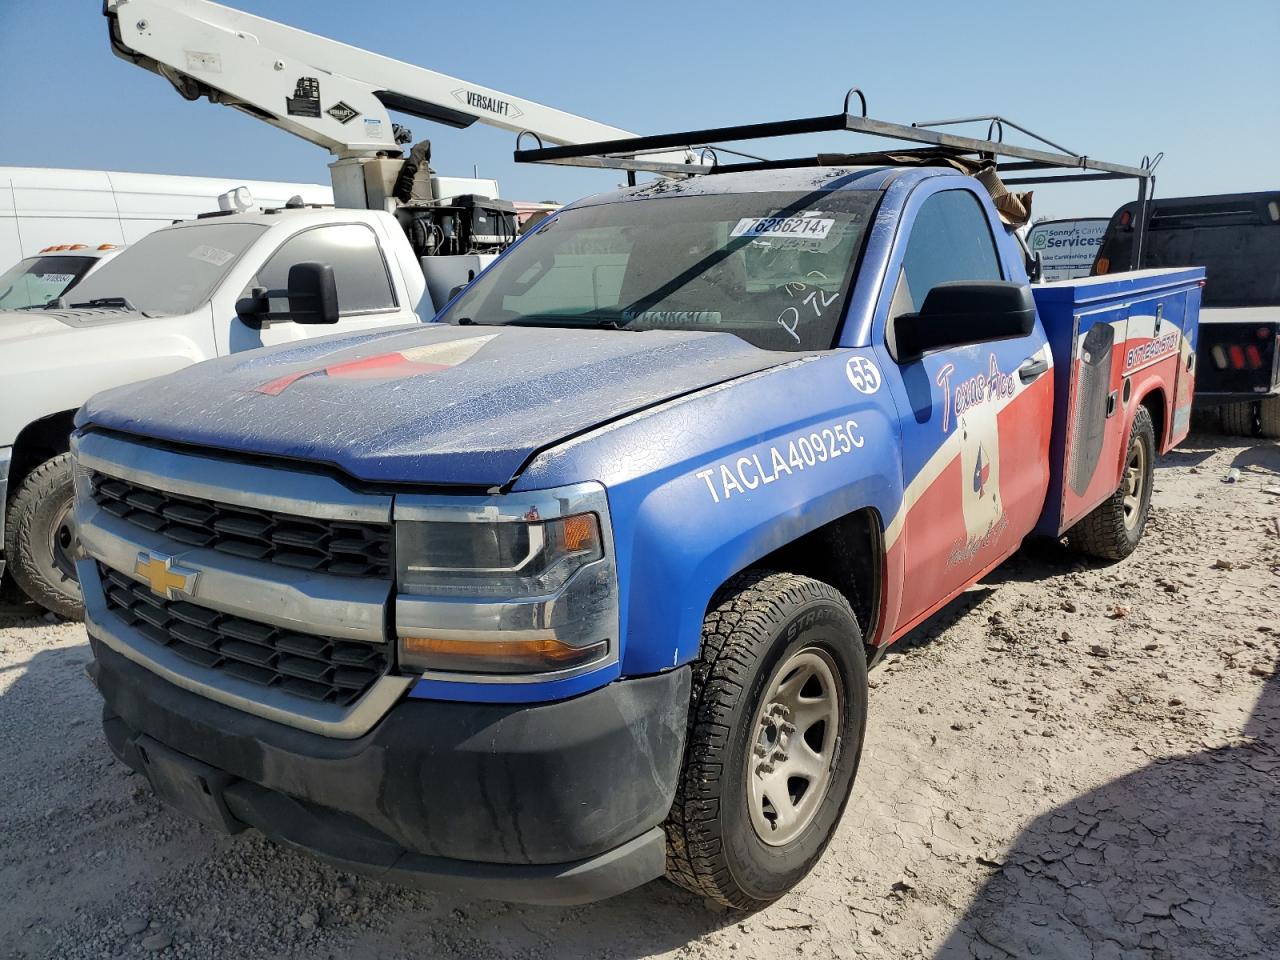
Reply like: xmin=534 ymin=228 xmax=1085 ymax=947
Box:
xmin=1027 ymin=218 xmax=1109 ymax=281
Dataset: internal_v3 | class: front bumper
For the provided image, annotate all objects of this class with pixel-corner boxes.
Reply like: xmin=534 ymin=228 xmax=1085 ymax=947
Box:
xmin=91 ymin=638 xmax=689 ymax=905
xmin=0 ymin=446 xmax=11 ymax=580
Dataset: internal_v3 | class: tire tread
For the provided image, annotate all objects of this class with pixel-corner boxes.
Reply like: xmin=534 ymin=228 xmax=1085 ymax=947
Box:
xmin=3 ymin=452 xmax=82 ymax=620
xmin=1068 ymin=406 xmax=1155 ymax=561
xmin=663 ymin=570 xmax=860 ymax=908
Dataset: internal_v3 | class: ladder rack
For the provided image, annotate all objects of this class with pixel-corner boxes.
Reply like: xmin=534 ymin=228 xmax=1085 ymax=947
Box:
xmin=512 ymin=87 xmax=1160 ymax=266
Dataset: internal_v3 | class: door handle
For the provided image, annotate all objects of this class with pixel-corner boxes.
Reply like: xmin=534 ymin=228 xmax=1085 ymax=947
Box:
xmin=1019 ymin=356 xmax=1049 ymax=383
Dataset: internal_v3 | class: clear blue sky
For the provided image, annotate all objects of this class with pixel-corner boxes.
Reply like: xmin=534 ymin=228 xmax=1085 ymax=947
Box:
xmin=2 ymin=0 xmax=1276 ymax=221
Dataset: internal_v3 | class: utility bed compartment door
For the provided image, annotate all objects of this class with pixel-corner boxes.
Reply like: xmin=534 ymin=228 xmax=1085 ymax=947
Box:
xmin=1058 ymin=305 xmax=1131 ymax=530
xmin=1032 ymin=269 xmax=1203 ymax=537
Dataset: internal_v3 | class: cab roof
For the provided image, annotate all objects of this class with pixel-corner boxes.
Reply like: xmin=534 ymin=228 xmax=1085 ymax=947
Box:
xmin=570 ymin=164 xmax=954 ymax=209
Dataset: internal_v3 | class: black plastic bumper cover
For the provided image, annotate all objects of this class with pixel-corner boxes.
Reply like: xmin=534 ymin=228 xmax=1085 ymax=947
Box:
xmin=92 ymin=638 xmax=690 ymax=905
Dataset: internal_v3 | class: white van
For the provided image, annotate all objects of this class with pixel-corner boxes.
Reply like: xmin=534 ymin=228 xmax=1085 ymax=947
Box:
xmin=0 ymin=167 xmax=334 ymax=268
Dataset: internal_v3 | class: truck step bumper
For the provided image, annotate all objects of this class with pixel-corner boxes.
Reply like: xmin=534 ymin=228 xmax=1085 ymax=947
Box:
xmin=91 ymin=637 xmax=689 ymax=904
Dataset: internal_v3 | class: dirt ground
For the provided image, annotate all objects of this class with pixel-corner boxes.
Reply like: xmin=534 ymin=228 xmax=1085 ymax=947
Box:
xmin=1 ymin=429 xmax=1276 ymax=960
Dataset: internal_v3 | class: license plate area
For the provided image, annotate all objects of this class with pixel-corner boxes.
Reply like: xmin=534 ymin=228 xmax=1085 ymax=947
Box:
xmin=135 ymin=735 xmax=245 ymax=835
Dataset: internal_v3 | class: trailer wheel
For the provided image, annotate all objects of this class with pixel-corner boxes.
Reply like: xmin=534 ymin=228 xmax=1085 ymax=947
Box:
xmin=1258 ymin=397 xmax=1280 ymax=439
xmin=1218 ymin=401 xmax=1260 ymax=438
xmin=1067 ymin=406 xmax=1155 ymax=560
xmin=3 ymin=453 xmax=83 ymax=620
xmin=664 ymin=570 xmax=867 ymax=909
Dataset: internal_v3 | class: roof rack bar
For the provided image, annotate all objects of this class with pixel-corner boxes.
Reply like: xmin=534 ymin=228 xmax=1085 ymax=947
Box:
xmin=995 ymin=160 xmax=1080 ymax=172
xmin=527 ymin=154 xmax=711 ymax=176
xmin=518 ymin=113 xmax=852 ymax=163
xmin=912 ymin=115 xmax=1077 ymax=156
xmin=1002 ymin=172 xmax=1138 ymax=185
xmin=516 ymin=111 xmax=1151 ymax=180
xmin=843 ymin=115 xmax=1147 ymax=177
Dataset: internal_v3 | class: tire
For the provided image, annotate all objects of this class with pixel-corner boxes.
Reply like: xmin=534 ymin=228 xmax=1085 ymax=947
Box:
xmin=1258 ymin=396 xmax=1280 ymax=439
xmin=3 ymin=453 xmax=83 ymax=620
xmin=1067 ymin=406 xmax=1155 ymax=561
xmin=664 ymin=570 xmax=868 ymax=909
xmin=1218 ymin=401 xmax=1259 ymax=437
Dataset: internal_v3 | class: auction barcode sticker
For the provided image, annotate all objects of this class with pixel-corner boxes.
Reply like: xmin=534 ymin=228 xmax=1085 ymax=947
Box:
xmin=187 ymin=245 xmax=235 ymax=267
xmin=731 ymin=215 xmax=834 ymax=240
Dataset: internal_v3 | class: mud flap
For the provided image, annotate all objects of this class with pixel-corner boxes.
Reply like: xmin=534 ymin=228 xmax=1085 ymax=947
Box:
xmin=135 ymin=735 xmax=245 ymax=835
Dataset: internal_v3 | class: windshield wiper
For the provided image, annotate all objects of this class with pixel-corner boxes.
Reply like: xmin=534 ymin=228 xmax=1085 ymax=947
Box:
xmin=455 ymin=314 xmax=630 ymax=330
xmin=69 ymin=296 xmax=141 ymax=311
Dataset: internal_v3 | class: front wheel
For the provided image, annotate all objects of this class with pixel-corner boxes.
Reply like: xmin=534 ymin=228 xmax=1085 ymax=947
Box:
xmin=664 ymin=570 xmax=868 ymax=909
xmin=3 ymin=453 xmax=83 ymax=620
xmin=1067 ymin=406 xmax=1156 ymax=560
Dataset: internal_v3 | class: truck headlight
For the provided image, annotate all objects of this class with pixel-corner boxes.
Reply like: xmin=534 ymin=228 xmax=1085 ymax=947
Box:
xmin=394 ymin=485 xmax=619 ymax=681
xmin=396 ymin=513 xmax=602 ymax=597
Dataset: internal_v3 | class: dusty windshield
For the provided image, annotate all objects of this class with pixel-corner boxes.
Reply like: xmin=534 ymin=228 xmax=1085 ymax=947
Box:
xmin=441 ymin=191 xmax=879 ymax=351
xmin=0 ymin=255 xmax=98 ymax=310
xmin=67 ymin=221 xmax=268 ymax=316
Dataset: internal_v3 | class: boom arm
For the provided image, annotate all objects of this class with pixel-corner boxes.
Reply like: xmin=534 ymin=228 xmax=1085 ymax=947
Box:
xmin=105 ymin=0 xmax=637 ymax=160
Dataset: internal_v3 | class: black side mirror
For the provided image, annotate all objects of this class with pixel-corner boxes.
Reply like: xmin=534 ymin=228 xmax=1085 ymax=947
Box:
xmin=895 ymin=281 xmax=1036 ymax=363
xmin=287 ymin=261 xmax=339 ymax=324
xmin=235 ymin=286 xmax=270 ymax=319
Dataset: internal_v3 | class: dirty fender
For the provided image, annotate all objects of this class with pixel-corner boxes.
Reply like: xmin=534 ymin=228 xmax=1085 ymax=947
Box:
xmin=518 ymin=349 xmax=902 ymax=677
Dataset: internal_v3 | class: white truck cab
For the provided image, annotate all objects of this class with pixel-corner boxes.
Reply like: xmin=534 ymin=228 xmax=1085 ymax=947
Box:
xmin=0 ymin=203 xmax=427 ymax=616
xmin=0 ymin=244 xmax=125 ymax=312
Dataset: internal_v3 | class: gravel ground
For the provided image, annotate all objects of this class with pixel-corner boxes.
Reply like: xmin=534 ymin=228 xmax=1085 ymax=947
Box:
xmin=1 ymin=429 xmax=1276 ymax=960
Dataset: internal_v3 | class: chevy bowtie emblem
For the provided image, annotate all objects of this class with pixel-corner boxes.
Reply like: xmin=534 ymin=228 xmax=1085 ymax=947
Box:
xmin=134 ymin=552 xmax=199 ymax=600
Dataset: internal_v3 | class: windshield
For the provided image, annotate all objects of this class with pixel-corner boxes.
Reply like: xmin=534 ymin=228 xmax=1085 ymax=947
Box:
xmin=67 ymin=221 xmax=268 ymax=316
xmin=0 ymin=255 xmax=98 ymax=310
xmin=440 ymin=190 xmax=879 ymax=351
xmin=1096 ymin=194 xmax=1280 ymax=307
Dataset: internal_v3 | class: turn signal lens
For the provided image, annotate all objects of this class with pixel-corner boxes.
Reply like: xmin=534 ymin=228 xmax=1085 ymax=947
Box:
xmin=1095 ymin=256 xmax=1110 ymax=275
xmin=400 ymin=635 xmax=608 ymax=675
xmin=561 ymin=513 xmax=598 ymax=553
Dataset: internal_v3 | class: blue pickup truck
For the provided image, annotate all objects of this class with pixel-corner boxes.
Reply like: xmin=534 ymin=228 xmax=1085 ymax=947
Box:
xmin=72 ymin=113 xmax=1202 ymax=909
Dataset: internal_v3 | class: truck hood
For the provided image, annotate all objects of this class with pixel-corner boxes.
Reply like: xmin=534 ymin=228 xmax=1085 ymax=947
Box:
xmin=0 ymin=310 xmax=64 ymax=342
xmin=0 ymin=306 xmax=142 ymax=344
xmin=80 ymin=323 xmax=798 ymax=486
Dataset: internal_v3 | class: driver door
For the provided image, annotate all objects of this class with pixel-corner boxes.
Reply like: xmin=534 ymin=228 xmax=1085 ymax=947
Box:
xmin=221 ymin=223 xmax=412 ymax=354
xmin=882 ymin=188 xmax=1052 ymax=630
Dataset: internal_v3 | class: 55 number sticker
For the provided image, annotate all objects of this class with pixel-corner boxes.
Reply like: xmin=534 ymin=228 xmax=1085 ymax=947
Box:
xmin=845 ymin=355 xmax=881 ymax=394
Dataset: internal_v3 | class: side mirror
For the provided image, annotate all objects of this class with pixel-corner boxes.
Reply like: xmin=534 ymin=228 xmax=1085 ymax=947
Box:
xmin=287 ymin=261 xmax=339 ymax=324
xmin=895 ymin=281 xmax=1036 ymax=363
xmin=234 ymin=286 xmax=270 ymax=319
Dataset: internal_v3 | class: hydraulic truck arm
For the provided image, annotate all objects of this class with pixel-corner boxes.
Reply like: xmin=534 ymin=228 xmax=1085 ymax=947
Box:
xmin=104 ymin=0 xmax=668 ymax=208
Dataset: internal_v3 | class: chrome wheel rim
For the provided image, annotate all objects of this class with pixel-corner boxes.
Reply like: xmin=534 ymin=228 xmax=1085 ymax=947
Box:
xmin=1122 ymin=436 xmax=1147 ymax=530
xmin=747 ymin=647 xmax=842 ymax=846
xmin=48 ymin=499 xmax=77 ymax=582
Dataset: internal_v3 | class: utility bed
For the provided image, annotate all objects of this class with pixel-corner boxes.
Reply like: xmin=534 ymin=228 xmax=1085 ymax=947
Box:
xmin=1033 ymin=269 xmax=1203 ymax=536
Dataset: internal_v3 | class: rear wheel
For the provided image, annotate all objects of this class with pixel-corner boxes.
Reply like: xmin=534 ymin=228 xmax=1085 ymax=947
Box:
xmin=664 ymin=570 xmax=867 ymax=909
xmin=1219 ymin=401 xmax=1259 ymax=437
xmin=3 ymin=453 xmax=83 ymax=620
xmin=1067 ymin=406 xmax=1155 ymax=560
xmin=1258 ymin=397 xmax=1280 ymax=439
